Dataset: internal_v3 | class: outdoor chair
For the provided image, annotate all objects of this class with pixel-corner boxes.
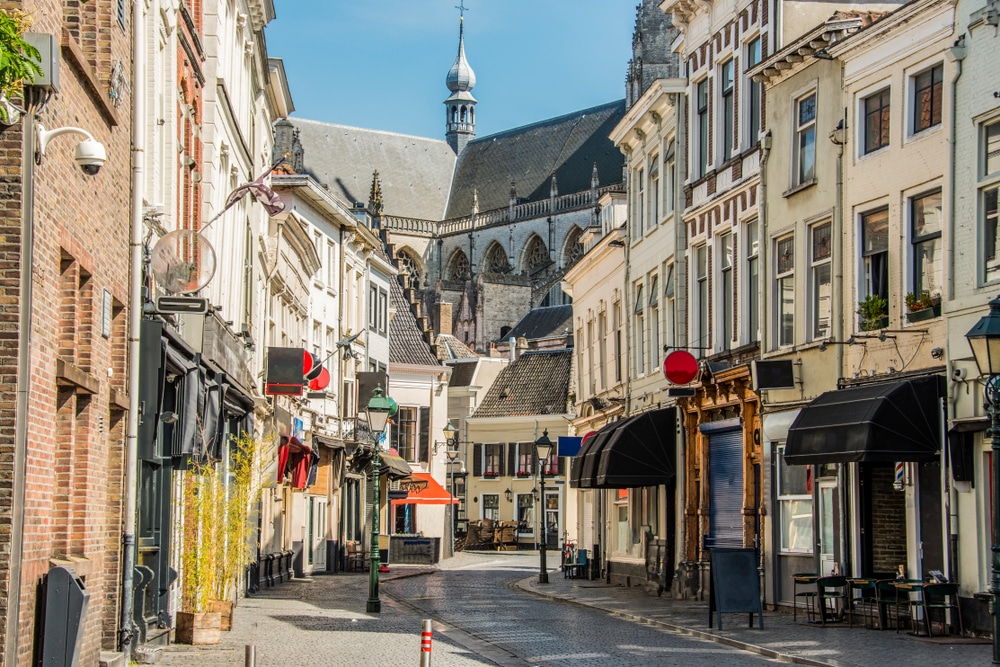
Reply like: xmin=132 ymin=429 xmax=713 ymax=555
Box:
xmin=345 ymin=541 xmax=368 ymax=572
xmin=816 ymin=576 xmax=849 ymax=625
xmin=876 ymin=579 xmax=914 ymax=632
xmin=919 ymin=583 xmax=963 ymax=637
xmin=793 ymin=573 xmax=818 ymax=623
xmin=846 ymin=579 xmax=878 ymax=629
xmin=564 ymin=549 xmax=588 ymax=579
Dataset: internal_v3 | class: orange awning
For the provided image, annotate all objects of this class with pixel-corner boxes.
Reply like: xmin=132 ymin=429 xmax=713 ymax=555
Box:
xmin=390 ymin=473 xmax=458 ymax=505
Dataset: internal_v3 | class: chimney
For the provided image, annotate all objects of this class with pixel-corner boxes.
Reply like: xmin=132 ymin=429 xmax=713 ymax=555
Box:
xmin=437 ymin=302 xmax=453 ymax=336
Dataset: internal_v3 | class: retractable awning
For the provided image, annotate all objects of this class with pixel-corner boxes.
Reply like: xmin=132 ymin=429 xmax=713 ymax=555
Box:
xmin=784 ymin=375 xmax=944 ymax=465
xmin=380 ymin=453 xmax=413 ymax=479
xmin=571 ymin=407 xmax=677 ymax=488
xmin=390 ymin=473 xmax=458 ymax=505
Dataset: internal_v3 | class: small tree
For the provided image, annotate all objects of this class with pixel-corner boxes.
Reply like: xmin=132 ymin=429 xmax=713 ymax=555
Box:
xmin=0 ymin=11 xmax=42 ymax=124
xmin=215 ymin=432 xmax=268 ymax=604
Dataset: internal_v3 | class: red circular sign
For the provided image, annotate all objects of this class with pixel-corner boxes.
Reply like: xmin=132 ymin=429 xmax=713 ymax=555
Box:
xmin=663 ymin=350 xmax=699 ymax=385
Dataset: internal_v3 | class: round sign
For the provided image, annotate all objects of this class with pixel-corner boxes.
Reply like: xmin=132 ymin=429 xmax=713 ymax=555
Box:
xmin=663 ymin=350 xmax=699 ymax=385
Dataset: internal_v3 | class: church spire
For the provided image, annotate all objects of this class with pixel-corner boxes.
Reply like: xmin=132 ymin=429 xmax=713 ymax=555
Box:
xmin=445 ymin=9 xmax=477 ymax=154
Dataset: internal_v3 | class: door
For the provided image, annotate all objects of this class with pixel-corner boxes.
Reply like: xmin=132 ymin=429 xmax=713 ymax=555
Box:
xmin=817 ymin=479 xmax=839 ymax=575
xmin=309 ymin=496 xmax=328 ymax=571
xmin=544 ymin=491 xmax=561 ymax=549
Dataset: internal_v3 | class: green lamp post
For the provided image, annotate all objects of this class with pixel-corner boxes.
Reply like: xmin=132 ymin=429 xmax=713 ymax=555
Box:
xmin=365 ymin=387 xmax=395 ymax=614
xmin=534 ymin=429 xmax=554 ymax=584
xmin=965 ymin=295 xmax=1000 ymax=663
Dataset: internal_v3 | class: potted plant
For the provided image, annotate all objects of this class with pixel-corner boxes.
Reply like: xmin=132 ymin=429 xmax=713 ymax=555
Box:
xmin=857 ymin=293 xmax=889 ymax=332
xmin=176 ymin=461 xmax=223 ymax=645
xmin=905 ymin=290 xmax=941 ymax=323
xmin=0 ymin=11 xmax=43 ymax=129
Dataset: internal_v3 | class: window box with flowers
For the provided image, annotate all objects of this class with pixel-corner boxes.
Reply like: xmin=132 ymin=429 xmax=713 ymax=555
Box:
xmin=905 ymin=290 xmax=941 ymax=323
xmin=482 ymin=472 xmax=499 ymax=479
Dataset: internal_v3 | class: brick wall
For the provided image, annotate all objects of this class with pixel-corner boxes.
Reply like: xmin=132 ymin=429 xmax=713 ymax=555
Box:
xmin=870 ymin=465 xmax=907 ymax=574
xmin=0 ymin=1 xmax=133 ymax=664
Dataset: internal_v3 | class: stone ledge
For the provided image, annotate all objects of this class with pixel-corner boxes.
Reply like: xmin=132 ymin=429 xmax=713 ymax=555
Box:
xmin=56 ymin=357 xmax=99 ymax=395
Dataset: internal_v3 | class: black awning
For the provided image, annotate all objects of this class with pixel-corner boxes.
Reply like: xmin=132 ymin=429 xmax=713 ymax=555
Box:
xmin=314 ymin=434 xmax=345 ymax=450
xmin=572 ymin=407 xmax=677 ymax=488
xmin=784 ymin=375 xmax=944 ymax=465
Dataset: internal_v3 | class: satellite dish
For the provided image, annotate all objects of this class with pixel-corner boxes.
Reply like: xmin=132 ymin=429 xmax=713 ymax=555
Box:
xmin=150 ymin=229 xmax=217 ymax=294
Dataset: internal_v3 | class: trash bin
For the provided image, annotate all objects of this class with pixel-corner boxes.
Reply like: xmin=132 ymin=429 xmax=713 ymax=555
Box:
xmin=40 ymin=565 xmax=90 ymax=667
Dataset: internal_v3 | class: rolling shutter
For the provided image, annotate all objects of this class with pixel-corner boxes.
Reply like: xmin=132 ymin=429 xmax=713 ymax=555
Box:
xmin=705 ymin=424 xmax=744 ymax=549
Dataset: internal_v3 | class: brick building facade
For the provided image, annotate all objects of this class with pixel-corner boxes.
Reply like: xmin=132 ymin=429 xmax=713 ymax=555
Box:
xmin=0 ymin=1 xmax=133 ymax=664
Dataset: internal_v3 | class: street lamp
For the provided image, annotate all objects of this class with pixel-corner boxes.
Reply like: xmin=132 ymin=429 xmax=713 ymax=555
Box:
xmin=446 ymin=448 xmax=460 ymax=556
xmin=534 ymin=429 xmax=554 ymax=584
xmin=365 ymin=387 xmax=395 ymax=614
xmin=965 ymin=295 xmax=1000 ymax=663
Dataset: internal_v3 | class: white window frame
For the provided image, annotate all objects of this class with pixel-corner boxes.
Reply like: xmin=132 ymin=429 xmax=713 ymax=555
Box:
xmin=664 ymin=140 xmax=676 ymax=215
xmin=908 ymin=61 xmax=944 ymax=138
xmin=695 ymin=78 xmax=710 ymax=178
xmin=809 ymin=221 xmax=832 ymax=341
xmin=634 ymin=283 xmax=646 ymax=376
xmin=793 ymin=89 xmax=817 ymax=187
xmin=744 ymin=35 xmax=762 ymax=150
xmin=649 ymin=154 xmax=660 ymax=230
xmin=774 ymin=234 xmax=795 ymax=348
xmin=980 ymin=118 xmax=1000 ymax=284
xmin=858 ymin=83 xmax=892 ymax=157
xmin=744 ymin=219 xmax=760 ymax=344
xmin=482 ymin=493 xmax=500 ymax=521
xmin=719 ymin=59 xmax=735 ymax=164
xmin=908 ymin=189 xmax=943 ymax=300
xmin=637 ymin=167 xmax=645 ymax=238
xmin=649 ymin=275 xmax=660 ymax=366
xmin=694 ymin=245 xmax=709 ymax=354
xmin=718 ymin=232 xmax=734 ymax=351
xmin=777 ymin=445 xmax=813 ymax=554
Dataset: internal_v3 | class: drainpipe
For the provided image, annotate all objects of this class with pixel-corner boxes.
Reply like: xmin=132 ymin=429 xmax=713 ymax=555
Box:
xmin=944 ymin=37 xmax=966 ymax=584
xmin=121 ymin=1 xmax=146 ymax=656
xmin=672 ymin=91 xmax=690 ymax=585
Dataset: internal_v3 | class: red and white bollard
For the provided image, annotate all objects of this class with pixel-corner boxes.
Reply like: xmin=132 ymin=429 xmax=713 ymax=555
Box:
xmin=419 ymin=619 xmax=433 ymax=666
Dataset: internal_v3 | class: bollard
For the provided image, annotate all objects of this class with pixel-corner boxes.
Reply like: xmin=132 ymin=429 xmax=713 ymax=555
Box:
xmin=245 ymin=643 xmax=256 ymax=667
xmin=419 ymin=619 xmax=433 ymax=666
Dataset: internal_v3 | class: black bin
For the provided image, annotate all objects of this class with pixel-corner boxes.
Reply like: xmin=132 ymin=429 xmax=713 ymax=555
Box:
xmin=40 ymin=566 xmax=90 ymax=667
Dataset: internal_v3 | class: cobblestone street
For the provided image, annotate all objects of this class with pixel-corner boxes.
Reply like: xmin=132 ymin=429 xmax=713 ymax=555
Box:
xmin=154 ymin=551 xmax=991 ymax=666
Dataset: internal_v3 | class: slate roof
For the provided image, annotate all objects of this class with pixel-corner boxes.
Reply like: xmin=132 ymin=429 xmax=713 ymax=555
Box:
xmin=446 ymin=359 xmax=479 ymax=388
xmin=290 ymin=118 xmax=456 ymax=221
xmin=499 ymin=305 xmax=573 ymax=343
xmin=435 ymin=334 xmax=479 ymax=361
xmin=472 ymin=349 xmax=572 ymax=418
xmin=445 ymin=100 xmax=627 ymax=219
xmin=389 ymin=280 xmax=441 ymax=367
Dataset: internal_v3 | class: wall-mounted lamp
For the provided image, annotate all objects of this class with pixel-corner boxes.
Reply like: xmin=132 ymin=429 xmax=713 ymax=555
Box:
xmin=504 ymin=488 xmax=512 ymax=502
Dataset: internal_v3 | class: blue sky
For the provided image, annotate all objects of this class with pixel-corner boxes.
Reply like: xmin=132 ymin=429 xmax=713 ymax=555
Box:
xmin=266 ymin=1 xmax=636 ymax=140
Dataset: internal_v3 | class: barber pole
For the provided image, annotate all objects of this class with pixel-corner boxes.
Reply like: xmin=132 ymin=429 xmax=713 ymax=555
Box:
xmin=894 ymin=461 xmax=905 ymax=491
xmin=420 ymin=619 xmax=433 ymax=666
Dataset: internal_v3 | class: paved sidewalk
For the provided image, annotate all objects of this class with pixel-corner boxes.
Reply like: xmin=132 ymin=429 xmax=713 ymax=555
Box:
xmin=517 ymin=569 xmax=990 ymax=667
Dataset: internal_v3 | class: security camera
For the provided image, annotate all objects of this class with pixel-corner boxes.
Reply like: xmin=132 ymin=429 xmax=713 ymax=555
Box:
xmin=74 ymin=138 xmax=107 ymax=176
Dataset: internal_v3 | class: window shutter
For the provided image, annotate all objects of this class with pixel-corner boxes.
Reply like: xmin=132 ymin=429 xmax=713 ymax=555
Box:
xmin=507 ymin=444 xmax=516 ymax=475
xmin=497 ymin=443 xmax=506 ymax=476
xmin=473 ymin=443 xmax=483 ymax=477
xmin=418 ymin=407 xmax=430 ymax=463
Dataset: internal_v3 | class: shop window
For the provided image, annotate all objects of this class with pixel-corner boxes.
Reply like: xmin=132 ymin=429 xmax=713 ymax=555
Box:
xmin=777 ymin=445 xmax=813 ymax=553
xmin=517 ymin=493 xmax=534 ymax=533
xmin=482 ymin=494 xmax=499 ymax=521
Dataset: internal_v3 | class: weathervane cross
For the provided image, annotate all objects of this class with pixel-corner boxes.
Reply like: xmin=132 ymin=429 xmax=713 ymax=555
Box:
xmin=455 ymin=1 xmax=469 ymax=18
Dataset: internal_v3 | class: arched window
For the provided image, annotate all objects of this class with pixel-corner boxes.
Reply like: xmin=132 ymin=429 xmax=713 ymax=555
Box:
xmin=483 ymin=242 xmax=511 ymax=274
xmin=562 ymin=226 xmax=585 ymax=267
xmin=395 ymin=248 xmax=424 ymax=291
xmin=447 ymin=250 xmax=471 ymax=281
xmin=524 ymin=235 xmax=550 ymax=274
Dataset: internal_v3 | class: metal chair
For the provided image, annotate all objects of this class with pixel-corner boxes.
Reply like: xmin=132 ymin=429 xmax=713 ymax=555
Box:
xmin=816 ymin=576 xmax=849 ymax=625
xmin=847 ymin=579 xmax=878 ymax=629
xmin=876 ymin=579 xmax=915 ymax=632
xmin=345 ymin=541 xmax=368 ymax=572
xmin=920 ymin=583 xmax=963 ymax=637
xmin=793 ymin=573 xmax=818 ymax=623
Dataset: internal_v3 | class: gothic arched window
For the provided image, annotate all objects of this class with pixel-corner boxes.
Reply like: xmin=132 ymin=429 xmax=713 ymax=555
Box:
xmin=483 ymin=242 xmax=511 ymax=274
xmin=447 ymin=250 xmax=471 ymax=281
xmin=525 ymin=235 xmax=550 ymax=275
xmin=562 ymin=225 xmax=585 ymax=267
xmin=395 ymin=248 xmax=424 ymax=291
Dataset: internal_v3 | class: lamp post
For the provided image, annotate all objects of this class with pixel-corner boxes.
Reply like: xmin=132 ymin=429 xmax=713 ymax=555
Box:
xmin=966 ymin=295 xmax=1000 ymax=663
xmin=365 ymin=387 xmax=395 ymax=614
xmin=534 ymin=429 xmax=554 ymax=584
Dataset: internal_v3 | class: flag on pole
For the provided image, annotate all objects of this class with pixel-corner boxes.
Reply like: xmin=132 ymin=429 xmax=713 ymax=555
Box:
xmin=224 ymin=175 xmax=285 ymax=216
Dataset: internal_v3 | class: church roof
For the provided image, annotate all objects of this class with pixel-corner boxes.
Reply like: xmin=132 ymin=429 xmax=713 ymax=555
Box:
xmin=500 ymin=305 xmax=573 ymax=343
xmin=389 ymin=279 xmax=442 ymax=367
xmin=444 ymin=100 xmax=627 ymax=219
xmin=289 ymin=118 xmax=456 ymax=221
xmin=472 ymin=350 xmax=571 ymax=418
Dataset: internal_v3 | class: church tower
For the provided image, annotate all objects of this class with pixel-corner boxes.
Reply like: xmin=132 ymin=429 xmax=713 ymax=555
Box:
xmin=445 ymin=15 xmax=477 ymax=154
